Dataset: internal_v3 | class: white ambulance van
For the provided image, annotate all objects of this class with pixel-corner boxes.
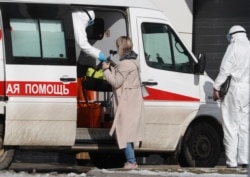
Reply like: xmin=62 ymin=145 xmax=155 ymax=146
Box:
xmin=0 ymin=0 xmax=223 ymax=169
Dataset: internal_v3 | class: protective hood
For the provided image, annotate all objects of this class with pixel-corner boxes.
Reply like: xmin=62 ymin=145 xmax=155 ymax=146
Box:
xmin=73 ymin=10 xmax=95 ymax=28
xmin=227 ymin=25 xmax=247 ymax=43
xmin=72 ymin=10 xmax=100 ymax=59
xmin=85 ymin=10 xmax=95 ymax=26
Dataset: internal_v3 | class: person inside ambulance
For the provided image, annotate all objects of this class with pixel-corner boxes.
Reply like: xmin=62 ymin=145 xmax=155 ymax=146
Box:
xmin=213 ymin=25 xmax=250 ymax=168
xmin=72 ymin=9 xmax=107 ymax=77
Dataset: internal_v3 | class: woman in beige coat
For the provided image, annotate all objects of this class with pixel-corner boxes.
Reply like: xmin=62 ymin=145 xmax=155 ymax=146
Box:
xmin=102 ymin=36 xmax=145 ymax=169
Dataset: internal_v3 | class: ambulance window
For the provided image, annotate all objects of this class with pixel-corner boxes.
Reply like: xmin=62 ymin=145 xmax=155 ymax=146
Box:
xmin=2 ymin=3 xmax=75 ymax=65
xmin=10 ymin=19 xmax=66 ymax=59
xmin=141 ymin=23 xmax=194 ymax=73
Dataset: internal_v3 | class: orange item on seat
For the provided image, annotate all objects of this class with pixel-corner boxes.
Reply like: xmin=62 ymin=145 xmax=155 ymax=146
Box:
xmin=77 ymin=77 xmax=94 ymax=105
xmin=77 ymin=77 xmax=101 ymax=128
xmin=77 ymin=103 xmax=101 ymax=128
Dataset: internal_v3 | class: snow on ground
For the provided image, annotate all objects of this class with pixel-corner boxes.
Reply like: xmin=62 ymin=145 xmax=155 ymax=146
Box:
xmin=0 ymin=171 xmax=86 ymax=177
xmin=0 ymin=168 xmax=248 ymax=177
xmin=98 ymin=168 xmax=248 ymax=177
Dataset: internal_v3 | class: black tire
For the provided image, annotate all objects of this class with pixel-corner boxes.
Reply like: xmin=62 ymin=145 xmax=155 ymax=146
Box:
xmin=0 ymin=123 xmax=15 ymax=169
xmin=89 ymin=152 xmax=125 ymax=169
xmin=0 ymin=148 xmax=15 ymax=169
xmin=178 ymin=122 xmax=221 ymax=167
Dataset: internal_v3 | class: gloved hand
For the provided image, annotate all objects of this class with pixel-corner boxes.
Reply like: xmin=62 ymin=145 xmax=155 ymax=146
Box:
xmin=98 ymin=52 xmax=107 ymax=62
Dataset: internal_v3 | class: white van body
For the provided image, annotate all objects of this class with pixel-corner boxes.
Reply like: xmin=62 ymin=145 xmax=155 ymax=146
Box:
xmin=152 ymin=0 xmax=193 ymax=49
xmin=0 ymin=0 xmax=222 ymax=169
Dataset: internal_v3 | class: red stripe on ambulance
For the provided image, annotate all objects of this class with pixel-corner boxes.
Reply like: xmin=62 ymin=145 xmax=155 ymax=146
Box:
xmin=144 ymin=87 xmax=200 ymax=101
xmin=0 ymin=81 xmax=4 ymax=95
xmin=5 ymin=81 xmax=77 ymax=97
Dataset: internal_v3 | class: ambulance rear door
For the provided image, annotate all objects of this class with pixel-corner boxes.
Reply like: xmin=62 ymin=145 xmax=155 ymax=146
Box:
xmin=1 ymin=3 xmax=77 ymax=146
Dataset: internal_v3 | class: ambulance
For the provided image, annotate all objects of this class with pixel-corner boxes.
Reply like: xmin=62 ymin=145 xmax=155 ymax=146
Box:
xmin=0 ymin=0 xmax=223 ymax=169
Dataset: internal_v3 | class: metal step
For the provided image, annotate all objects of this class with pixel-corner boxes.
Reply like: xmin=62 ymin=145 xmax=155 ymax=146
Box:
xmin=76 ymin=128 xmax=113 ymax=141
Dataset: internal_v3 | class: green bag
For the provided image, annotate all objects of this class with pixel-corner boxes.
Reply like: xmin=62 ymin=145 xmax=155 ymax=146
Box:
xmin=82 ymin=67 xmax=112 ymax=92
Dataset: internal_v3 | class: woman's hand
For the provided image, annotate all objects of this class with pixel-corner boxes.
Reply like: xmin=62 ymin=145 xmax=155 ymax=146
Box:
xmin=102 ymin=61 xmax=110 ymax=71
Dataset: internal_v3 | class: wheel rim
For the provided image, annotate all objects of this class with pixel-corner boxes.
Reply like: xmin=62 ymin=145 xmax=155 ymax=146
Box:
xmin=0 ymin=149 xmax=4 ymax=157
xmin=192 ymin=134 xmax=212 ymax=160
xmin=0 ymin=137 xmax=4 ymax=157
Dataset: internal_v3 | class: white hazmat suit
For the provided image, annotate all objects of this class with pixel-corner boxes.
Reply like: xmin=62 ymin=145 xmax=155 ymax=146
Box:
xmin=72 ymin=10 xmax=106 ymax=77
xmin=72 ymin=10 xmax=106 ymax=61
xmin=213 ymin=25 xmax=250 ymax=167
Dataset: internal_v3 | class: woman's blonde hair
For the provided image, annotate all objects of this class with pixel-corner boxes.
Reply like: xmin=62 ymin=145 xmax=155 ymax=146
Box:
xmin=116 ymin=36 xmax=133 ymax=55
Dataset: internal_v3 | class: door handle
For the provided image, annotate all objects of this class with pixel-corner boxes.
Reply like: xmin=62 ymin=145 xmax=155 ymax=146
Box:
xmin=142 ymin=81 xmax=158 ymax=86
xmin=0 ymin=96 xmax=8 ymax=101
xmin=60 ymin=77 xmax=76 ymax=82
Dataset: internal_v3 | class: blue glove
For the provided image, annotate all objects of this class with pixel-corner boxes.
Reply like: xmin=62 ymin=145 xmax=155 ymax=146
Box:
xmin=98 ymin=52 xmax=107 ymax=62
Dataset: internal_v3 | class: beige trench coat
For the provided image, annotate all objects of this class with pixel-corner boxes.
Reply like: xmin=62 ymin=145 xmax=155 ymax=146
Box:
xmin=103 ymin=59 xmax=145 ymax=149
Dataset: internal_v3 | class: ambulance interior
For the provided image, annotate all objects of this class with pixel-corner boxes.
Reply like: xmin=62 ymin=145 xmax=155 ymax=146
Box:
xmin=76 ymin=8 xmax=127 ymax=129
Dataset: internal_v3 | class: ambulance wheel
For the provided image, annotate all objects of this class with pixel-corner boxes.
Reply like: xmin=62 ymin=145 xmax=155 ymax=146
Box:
xmin=178 ymin=122 xmax=221 ymax=167
xmin=0 ymin=123 xmax=15 ymax=169
xmin=0 ymin=148 xmax=15 ymax=169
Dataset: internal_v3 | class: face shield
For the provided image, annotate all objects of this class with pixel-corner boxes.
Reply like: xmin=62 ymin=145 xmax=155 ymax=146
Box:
xmin=226 ymin=33 xmax=231 ymax=42
xmin=88 ymin=19 xmax=94 ymax=26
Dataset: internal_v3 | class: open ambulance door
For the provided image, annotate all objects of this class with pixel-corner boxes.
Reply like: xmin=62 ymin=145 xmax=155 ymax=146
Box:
xmin=1 ymin=3 xmax=77 ymax=146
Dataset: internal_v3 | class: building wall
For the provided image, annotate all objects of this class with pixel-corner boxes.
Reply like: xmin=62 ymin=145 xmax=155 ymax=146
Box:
xmin=193 ymin=0 xmax=250 ymax=79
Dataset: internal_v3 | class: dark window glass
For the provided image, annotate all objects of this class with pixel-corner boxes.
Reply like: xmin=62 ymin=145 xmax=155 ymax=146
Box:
xmin=141 ymin=22 xmax=194 ymax=73
xmin=1 ymin=3 xmax=76 ymax=65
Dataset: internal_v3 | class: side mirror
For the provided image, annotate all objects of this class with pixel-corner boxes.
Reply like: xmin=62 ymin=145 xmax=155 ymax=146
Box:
xmin=196 ymin=53 xmax=206 ymax=74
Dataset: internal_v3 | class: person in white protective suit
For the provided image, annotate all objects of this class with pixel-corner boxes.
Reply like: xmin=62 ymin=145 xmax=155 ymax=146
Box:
xmin=213 ymin=25 xmax=250 ymax=168
xmin=72 ymin=10 xmax=107 ymax=77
